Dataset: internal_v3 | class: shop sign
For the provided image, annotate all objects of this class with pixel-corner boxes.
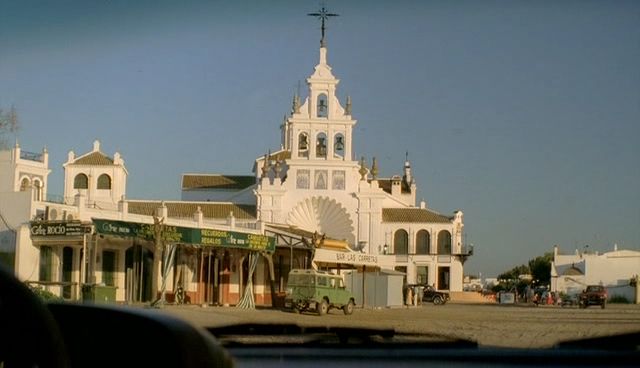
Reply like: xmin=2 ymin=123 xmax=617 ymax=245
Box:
xmin=92 ymin=219 xmax=275 ymax=252
xmin=313 ymin=248 xmax=384 ymax=267
xmin=199 ymin=229 xmax=275 ymax=252
xmin=335 ymin=252 xmax=379 ymax=265
xmin=30 ymin=221 xmax=91 ymax=237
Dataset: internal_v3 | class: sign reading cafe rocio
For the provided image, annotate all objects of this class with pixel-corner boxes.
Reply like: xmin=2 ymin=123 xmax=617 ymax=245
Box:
xmin=92 ymin=219 xmax=275 ymax=252
xmin=30 ymin=221 xmax=92 ymax=237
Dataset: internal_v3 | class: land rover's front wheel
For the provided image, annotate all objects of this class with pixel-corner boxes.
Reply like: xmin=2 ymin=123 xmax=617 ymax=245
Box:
xmin=343 ymin=300 xmax=354 ymax=315
xmin=317 ymin=299 xmax=329 ymax=315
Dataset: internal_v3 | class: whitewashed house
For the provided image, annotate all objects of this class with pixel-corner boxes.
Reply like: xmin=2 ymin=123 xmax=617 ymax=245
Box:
xmin=551 ymin=244 xmax=640 ymax=302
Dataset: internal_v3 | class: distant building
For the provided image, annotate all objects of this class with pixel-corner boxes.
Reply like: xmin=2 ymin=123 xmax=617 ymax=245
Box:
xmin=551 ymin=245 xmax=640 ymax=301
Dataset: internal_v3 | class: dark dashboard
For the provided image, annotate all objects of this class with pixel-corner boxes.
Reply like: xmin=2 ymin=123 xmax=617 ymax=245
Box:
xmin=1 ymin=266 xmax=638 ymax=368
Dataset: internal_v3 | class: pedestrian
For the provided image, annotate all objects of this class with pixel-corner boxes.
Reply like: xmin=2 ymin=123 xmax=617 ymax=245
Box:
xmin=406 ymin=285 xmax=413 ymax=306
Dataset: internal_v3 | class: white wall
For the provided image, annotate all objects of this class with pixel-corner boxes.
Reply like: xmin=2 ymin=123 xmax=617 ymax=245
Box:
xmin=553 ymin=247 xmax=640 ymax=301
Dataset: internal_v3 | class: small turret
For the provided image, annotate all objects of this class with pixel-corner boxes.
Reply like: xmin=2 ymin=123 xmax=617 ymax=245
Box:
xmin=403 ymin=151 xmax=412 ymax=185
xmin=345 ymin=96 xmax=352 ymax=115
xmin=370 ymin=157 xmax=378 ymax=180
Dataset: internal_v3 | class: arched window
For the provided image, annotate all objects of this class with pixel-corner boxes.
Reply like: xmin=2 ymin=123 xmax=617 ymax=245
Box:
xmin=74 ymin=173 xmax=88 ymax=189
xmin=416 ymin=230 xmax=430 ymax=255
xmin=20 ymin=177 xmax=30 ymax=191
xmin=97 ymin=174 xmax=111 ymax=189
xmin=316 ymin=132 xmax=327 ymax=158
xmin=334 ymin=133 xmax=345 ymax=158
xmin=317 ymin=94 xmax=328 ymax=117
xmin=33 ymin=180 xmax=42 ymax=201
xmin=298 ymin=132 xmax=309 ymax=157
xmin=393 ymin=229 xmax=409 ymax=255
xmin=437 ymin=230 xmax=452 ymax=255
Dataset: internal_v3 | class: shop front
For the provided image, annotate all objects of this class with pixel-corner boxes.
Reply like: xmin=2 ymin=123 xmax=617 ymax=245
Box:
xmin=28 ymin=220 xmax=93 ymax=300
xmin=92 ymin=219 xmax=275 ymax=306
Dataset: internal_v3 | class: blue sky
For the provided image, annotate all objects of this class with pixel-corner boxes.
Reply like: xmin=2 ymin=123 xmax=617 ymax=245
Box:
xmin=1 ymin=0 xmax=638 ymax=277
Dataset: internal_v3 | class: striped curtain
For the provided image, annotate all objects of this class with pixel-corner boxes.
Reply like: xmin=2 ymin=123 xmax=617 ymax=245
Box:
xmin=236 ymin=252 xmax=259 ymax=309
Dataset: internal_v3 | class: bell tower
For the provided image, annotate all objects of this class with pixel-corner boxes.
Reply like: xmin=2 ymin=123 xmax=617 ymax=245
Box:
xmin=284 ymin=7 xmax=356 ymax=162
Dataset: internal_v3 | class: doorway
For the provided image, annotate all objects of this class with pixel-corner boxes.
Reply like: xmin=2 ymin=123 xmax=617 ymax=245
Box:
xmin=62 ymin=247 xmax=74 ymax=299
xmin=201 ymin=249 xmax=220 ymax=305
xmin=125 ymin=245 xmax=153 ymax=302
xmin=437 ymin=266 xmax=450 ymax=290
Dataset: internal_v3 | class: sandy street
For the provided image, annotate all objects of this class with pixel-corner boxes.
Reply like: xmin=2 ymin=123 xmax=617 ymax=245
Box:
xmin=155 ymin=303 xmax=640 ymax=348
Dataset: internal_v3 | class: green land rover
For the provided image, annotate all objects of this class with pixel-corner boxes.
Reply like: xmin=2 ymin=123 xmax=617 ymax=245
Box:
xmin=284 ymin=269 xmax=355 ymax=315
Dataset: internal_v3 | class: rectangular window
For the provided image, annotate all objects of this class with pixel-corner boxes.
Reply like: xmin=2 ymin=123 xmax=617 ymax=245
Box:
xmin=417 ymin=266 xmax=428 ymax=285
xmin=39 ymin=246 xmax=53 ymax=282
xmin=332 ymin=170 xmax=345 ymax=190
xmin=317 ymin=276 xmax=328 ymax=286
xmin=102 ymin=250 xmax=117 ymax=286
xmin=296 ymin=170 xmax=310 ymax=189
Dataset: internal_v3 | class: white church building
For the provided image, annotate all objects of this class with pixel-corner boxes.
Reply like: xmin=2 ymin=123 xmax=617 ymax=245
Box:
xmin=0 ymin=14 xmax=470 ymax=306
xmin=183 ymin=32 xmax=471 ymax=292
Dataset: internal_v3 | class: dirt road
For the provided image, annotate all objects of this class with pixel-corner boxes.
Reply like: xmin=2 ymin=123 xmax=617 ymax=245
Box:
xmin=156 ymin=303 xmax=640 ymax=348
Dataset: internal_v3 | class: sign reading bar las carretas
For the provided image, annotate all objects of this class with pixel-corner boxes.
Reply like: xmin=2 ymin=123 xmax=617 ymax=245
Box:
xmin=92 ymin=219 xmax=275 ymax=252
xmin=30 ymin=221 xmax=92 ymax=237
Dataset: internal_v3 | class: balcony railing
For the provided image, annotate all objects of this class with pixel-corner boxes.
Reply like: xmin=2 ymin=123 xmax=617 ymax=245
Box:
xmin=20 ymin=150 xmax=44 ymax=162
xmin=45 ymin=194 xmax=68 ymax=204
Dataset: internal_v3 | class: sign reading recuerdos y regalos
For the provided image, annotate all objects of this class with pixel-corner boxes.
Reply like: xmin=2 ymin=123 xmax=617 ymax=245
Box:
xmin=92 ymin=219 xmax=275 ymax=252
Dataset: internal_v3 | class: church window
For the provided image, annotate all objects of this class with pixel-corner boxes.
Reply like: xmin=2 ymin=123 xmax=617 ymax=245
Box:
xmin=296 ymin=170 xmax=310 ymax=189
xmin=316 ymin=133 xmax=327 ymax=158
xmin=97 ymin=174 xmax=112 ymax=190
xmin=437 ymin=230 xmax=452 ymax=255
xmin=20 ymin=177 xmax=30 ymax=191
xmin=332 ymin=170 xmax=345 ymax=190
xmin=317 ymin=94 xmax=328 ymax=117
xmin=393 ymin=229 xmax=409 ymax=255
xmin=74 ymin=173 xmax=89 ymax=189
xmin=298 ymin=132 xmax=309 ymax=150
xmin=314 ymin=170 xmax=328 ymax=189
xmin=33 ymin=179 xmax=43 ymax=201
xmin=416 ymin=230 xmax=430 ymax=255
xmin=334 ymin=133 xmax=345 ymax=157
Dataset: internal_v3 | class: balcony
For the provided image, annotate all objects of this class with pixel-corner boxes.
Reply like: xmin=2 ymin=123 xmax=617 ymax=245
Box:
xmin=453 ymin=244 xmax=474 ymax=264
xmin=20 ymin=150 xmax=44 ymax=162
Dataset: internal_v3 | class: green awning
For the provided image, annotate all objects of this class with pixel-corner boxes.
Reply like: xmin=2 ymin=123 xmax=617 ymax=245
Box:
xmin=92 ymin=218 xmax=275 ymax=252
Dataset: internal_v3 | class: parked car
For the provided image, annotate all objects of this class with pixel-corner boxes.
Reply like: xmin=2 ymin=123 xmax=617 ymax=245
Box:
xmin=560 ymin=294 xmax=579 ymax=307
xmin=579 ymin=285 xmax=607 ymax=309
xmin=284 ymin=269 xmax=355 ymax=315
xmin=421 ymin=285 xmax=450 ymax=305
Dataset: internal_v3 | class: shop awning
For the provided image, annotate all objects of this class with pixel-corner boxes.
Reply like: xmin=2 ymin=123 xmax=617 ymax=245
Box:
xmin=92 ymin=218 xmax=275 ymax=253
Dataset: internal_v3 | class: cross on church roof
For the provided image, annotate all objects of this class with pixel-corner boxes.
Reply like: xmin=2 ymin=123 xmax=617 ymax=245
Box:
xmin=307 ymin=5 xmax=339 ymax=47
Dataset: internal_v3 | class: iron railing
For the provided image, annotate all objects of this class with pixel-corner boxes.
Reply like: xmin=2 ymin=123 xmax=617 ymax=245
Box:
xmin=20 ymin=150 xmax=44 ymax=162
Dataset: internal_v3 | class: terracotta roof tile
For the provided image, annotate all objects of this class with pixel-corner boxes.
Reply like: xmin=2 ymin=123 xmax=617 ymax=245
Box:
xmin=71 ymin=152 xmax=114 ymax=166
xmin=376 ymin=178 xmax=411 ymax=194
xmin=127 ymin=201 xmax=256 ymax=220
xmin=182 ymin=175 xmax=256 ymax=190
xmin=382 ymin=208 xmax=452 ymax=223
